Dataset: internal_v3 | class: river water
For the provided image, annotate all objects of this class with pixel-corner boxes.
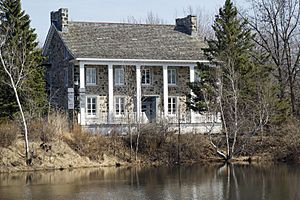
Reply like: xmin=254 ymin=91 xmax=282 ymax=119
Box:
xmin=0 ymin=164 xmax=299 ymax=200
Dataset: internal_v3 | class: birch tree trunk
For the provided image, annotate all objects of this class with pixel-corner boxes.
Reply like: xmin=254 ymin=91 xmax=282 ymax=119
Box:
xmin=0 ymin=50 xmax=30 ymax=164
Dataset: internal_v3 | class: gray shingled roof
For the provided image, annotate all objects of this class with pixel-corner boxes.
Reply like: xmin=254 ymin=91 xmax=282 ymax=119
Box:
xmin=60 ymin=21 xmax=207 ymax=60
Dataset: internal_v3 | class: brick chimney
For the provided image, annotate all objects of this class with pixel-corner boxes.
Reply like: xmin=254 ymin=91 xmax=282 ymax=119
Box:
xmin=51 ymin=8 xmax=68 ymax=32
xmin=175 ymin=15 xmax=197 ymax=36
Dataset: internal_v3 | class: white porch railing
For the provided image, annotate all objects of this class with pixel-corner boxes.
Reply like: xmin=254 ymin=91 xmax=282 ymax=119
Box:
xmin=85 ymin=111 xmax=221 ymax=125
xmin=85 ymin=112 xmax=149 ymax=125
xmin=193 ymin=112 xmax=221 ymax=123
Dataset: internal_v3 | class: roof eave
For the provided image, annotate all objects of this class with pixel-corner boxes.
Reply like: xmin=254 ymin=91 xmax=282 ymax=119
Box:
xmin=42 ymin=24 xmax=56 ymax=56
xmin=73 ymin=58 xmax=209 ymax=65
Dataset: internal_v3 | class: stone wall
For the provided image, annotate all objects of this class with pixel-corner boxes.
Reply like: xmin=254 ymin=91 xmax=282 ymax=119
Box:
xmin=114 ymin=65 xmax=136 ymax=96
xmin=85 ymin=65 xmax=108 ymax=96
xmin=142 ymin=66 xmax=163 ymax=96
xmin=46 ymin=30 xmax=73 ymax=109
xmin=168 ymin=66 xmax=190 ymax=96
xmin=85 ymin=65 xmax=190 ymax=117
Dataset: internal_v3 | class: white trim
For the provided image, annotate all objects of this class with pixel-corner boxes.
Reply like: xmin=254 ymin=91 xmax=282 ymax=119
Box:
xmin=79 ymin=61 xmax=86 ymax=125
xmin=74 ymin=58 xmax=209 ymax=65
xmin=163 ymin=65 xmax=168 ymax=117
xmin=79 ymin=62 xmax=85 ymax=88
xmin=108 ymin=64 xmax=114 ymax=123
xmin=189 ymin=65 xmax=195 ymax=123
xmin=189 ymin=65 xmax=195 ymax=82
xmin=136 ymin=65 xmax=141 ymax=122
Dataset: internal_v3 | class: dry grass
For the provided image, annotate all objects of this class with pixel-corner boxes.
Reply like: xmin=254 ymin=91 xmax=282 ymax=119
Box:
xmin=123 ymin=124 xmax=216 ymax=163
xmin=0 ymin=122 xmax=19 ymax=148
xmin=231 ymin=119 xmax=300 ymax=162
xmin=273 ymin=120 xmax=300 ymax=162
xmin=64 ymin=125 xmax=130 ymax=162
xmin=27 ymin=112 xmax=69 ymax=143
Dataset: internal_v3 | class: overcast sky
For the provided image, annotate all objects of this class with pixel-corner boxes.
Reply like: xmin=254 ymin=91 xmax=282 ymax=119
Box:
xmin=21 ymin=0 xmax=245 ymax=45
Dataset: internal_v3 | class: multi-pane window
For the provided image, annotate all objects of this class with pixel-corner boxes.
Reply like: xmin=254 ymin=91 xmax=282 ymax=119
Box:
xmin=168 ymin=97 xmax=177 ymax=115
xmin=115 ymin=68 xmax=124 ymax=85
xmin=115 ymin=97 xmax=125 ymax=115
xmin=141 ymin=69 xmax=151 ymax=85
xmin=168 ymin=69 xmax=176 ymax=85
xmin=86 ymin=97 xmax=96 ymax=116
xmin=86 ymin=68 xmax=96 ymax=85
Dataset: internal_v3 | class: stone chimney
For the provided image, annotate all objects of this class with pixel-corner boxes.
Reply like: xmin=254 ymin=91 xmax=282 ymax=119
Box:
xmin=175 ymin=15 xmax=197 ymax=36
xmin=51 ymin=8 xmax=68 ymax=32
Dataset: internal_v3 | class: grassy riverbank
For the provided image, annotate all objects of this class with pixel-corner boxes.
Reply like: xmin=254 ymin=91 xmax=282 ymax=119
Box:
xmin=1 ymin=117 xmax=300 ymax=173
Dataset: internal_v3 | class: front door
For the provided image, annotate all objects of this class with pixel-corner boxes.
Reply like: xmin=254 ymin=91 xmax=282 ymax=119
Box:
xmin=142 ymin=97 xmax=156 ymax=122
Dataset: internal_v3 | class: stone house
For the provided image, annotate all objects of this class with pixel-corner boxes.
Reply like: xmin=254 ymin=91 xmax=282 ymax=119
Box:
xmin=43 ymin=8 xmax=221 ymax=133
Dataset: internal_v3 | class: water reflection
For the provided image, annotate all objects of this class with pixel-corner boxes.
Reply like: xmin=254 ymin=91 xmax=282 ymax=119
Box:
xmin=0 ymin=164 xmax=299 ymax=200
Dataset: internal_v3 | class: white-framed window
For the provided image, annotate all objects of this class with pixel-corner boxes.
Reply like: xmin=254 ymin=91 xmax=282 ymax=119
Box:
xmin=168 ymin=97 xmax=177 ymax=115
xmin=86 ymin=67 xmax=97 ymax=85
xmin=168 ymin=69 xmax=177 ymax=85
xmin=141 ymin=69 xmax=151 ymax=85
xmin=115 ymin=97 xmax=125 ymax=115
xmin=115 ymin=68 xmax=124 ymax=86
xmin=86 ymin=97 xmax=97 ymax=116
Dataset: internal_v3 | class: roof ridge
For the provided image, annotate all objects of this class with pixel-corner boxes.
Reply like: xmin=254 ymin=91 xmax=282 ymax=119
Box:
xmin=69 ymin=21 xmax=175 ymax=27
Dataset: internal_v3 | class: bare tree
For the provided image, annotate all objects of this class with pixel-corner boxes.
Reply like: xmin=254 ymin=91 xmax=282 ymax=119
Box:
xmin=0 ymin=34 xmax=30 ymax=164
xmin=247 ymin=0 xmax=300 ymax=116
xmin=145 ymin=11 xmax=165 ymax=24
xmin=124 ymin=11 xmax=165 ymax=24
xmin=182 ymin=5 xmax=215 ymax=39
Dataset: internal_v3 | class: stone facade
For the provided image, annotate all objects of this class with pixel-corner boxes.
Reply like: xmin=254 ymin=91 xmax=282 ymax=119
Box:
xmin=168 ymin=66 xmax=190 ymax=96
xmin=114 ymin=66 xmax=136 ymax=96
xmin=142 ymin=66 xmax=163 ymax=96
xmin=85 ymin=65 xmax=108 ymax=96
xmin=45 ymin=30 xmax=73 ymax=109
xmin=80 ymin=64 xmax=190 ymax=119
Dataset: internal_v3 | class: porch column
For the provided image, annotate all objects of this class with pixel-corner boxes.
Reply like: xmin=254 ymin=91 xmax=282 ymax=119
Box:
xmin=189 ymin=64 xmax=195 ymax=123
xmin=136 ymin=65 xmax=141 ymax=122
xmin=108 ymin=64 xmax=114 ymax=123
xmin=163 ymin=65 xmax=168 ymax=117
xmin=79 ymin=61 xmax=86 ymax=125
